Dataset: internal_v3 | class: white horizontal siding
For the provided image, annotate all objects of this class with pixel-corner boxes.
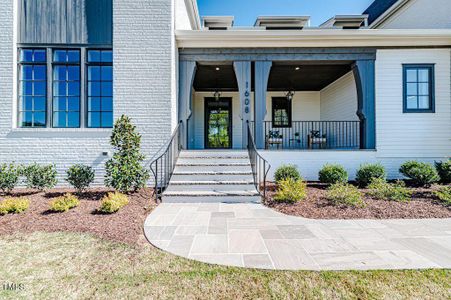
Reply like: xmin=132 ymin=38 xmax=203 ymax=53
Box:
xmin=320 ymin=71 xmax=358 ymax=121
xmin=375 ymin=49 xmax=451 ymax=158
xmin=378 ymin=0 xmax=451 ymax=29
xmin=265 ymin=91 xmax=320 ymax=121
xmin=262 ymin=150 xmax=444 ymax=180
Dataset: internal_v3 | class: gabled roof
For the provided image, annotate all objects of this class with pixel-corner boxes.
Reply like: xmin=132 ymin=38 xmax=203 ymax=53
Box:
xmin=363 ymin=0 xmax=400 ymax=25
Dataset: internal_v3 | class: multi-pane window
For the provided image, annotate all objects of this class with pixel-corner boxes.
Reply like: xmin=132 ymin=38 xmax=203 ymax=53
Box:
xmin=18 ymin=49 xmax=47 ymax=127
xmin=87 ymin=50 xmax=113 ymax=128
xmin=52 ymin=50 xmax=81 ymax=128
xmin=272 ymin=97 xmax=292 ymax=128
xmin=403 ymin=64 xmax=435 ymax=113
xmin=18 ymin=48 xmax=113 ymax=129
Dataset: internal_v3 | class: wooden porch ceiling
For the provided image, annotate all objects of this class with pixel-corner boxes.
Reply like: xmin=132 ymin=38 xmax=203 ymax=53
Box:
xmin=192 ymin=61 xmax=353 ymax=92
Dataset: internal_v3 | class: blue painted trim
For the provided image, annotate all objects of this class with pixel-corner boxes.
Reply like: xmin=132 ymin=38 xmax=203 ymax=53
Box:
xmin=353 ymin=60 xmax=376 ymax=150
xmin=233 ymin=61 xmax=252 ymax=148
xmin=402 ymin=64 xmax=435 ymax=113
xmin=179 ymin=48 xmax=376 ymax=62
xmin=178 ymin=61 xmax=197 ymax=149
xmin=254 ymin=61 xmax=272 ymax=149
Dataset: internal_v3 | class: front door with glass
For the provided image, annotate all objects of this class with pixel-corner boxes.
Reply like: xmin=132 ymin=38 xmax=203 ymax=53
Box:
xmin=204 ymin=98 xmax=232 ymax=149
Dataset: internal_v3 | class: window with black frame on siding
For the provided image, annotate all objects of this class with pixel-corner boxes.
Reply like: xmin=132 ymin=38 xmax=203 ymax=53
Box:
xmin=403 ymin=64 xmax=435 ymax=113
xmin=18 ymin=49 xmax=47 ymax=127
xmin=87 ymin=50 xmax=113 ymax=128
xmin=18 ymin=48 xmax=113 ymax=128
xmin=272 ymin=97 xmax=292 ymax=128
xmin=52 ymin=50 xmax=81 ymax=128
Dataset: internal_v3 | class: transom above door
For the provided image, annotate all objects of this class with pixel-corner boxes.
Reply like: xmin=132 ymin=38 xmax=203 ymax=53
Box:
xmin=204 ymin=97 xmax=232 ymax=149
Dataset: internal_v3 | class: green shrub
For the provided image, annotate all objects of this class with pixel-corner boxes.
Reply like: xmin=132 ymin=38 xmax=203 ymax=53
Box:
xmin=0 ymin=163 xmax=22 ymax=194
xmin=105 ymin=115 xmax=150 ymax=193
xmin=367 ymin=178 xmax=412 ymax=202
xmin=99 ymin=192 xmax=129 ymax=213
xmin=274 ymin=164 xmax=301 ymax=184
xmin=355 ymin=163 xmax=386 ymax=187
xmin=23 ymin=163 xmax=58 ymax=191
xmin=434 ymin=186 xmax=451 ymax=207
xmin=318 ymin=164 xmax=348 ymax=184
xmin=66 ymin=164 xmax=95 ymax=193
xmin=399 ymin=161 xmax=439 ymax=187
xmin=273 ymin=178 xmax=307 ymax=203
xmin=0 ymin=197 xmax=30 ymax=215
xmin=326 ymin=183 xmax=365 ymax=208
xmin=435 ymin=160 xmax=451 ymax=184
xmin=49 ymin=193 xmax=80 ymax=212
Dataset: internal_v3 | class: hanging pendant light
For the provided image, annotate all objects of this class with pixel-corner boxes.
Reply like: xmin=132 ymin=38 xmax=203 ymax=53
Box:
xmin=213 ymin=90 xmax=221 ymax=101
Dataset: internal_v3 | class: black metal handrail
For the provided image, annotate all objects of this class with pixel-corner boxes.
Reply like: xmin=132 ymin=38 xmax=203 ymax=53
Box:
xmin=263 ymin=120 xmax=360 ymax=150
xmin=149 ymin=122 xmax=181 ymax=200
xmin=247 ymin=121 xmax=271 ymax=200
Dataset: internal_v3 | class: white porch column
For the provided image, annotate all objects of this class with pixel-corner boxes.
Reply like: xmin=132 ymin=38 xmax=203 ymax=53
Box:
xmin=233 ymin=61 xmax=252 ymax=148
xmin=254 ymin=61 xmax=272 ymax=149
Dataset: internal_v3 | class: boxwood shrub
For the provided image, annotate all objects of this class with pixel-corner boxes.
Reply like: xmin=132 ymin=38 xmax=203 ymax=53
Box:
xmin=435 ymin=160 xmax=451 ymax=184
xmin=274 ymin=164 xmax=301 ymax=184
xmin=326 ymin=183 xmax=365 ymax=208
xmin=367 ymin=178 xmax=411 ymax=202
xmin=355 ymin=163 xmax=386 ymax=188
xmin=99 ymin=192 xmax=129 ymax=213
xmin=66 ymin=164 xmax=95 ymax=193
xmin=23 ymin=163 xmax=58 ymax=191
xmin=318 ymin=164 xmax=348 ymax=184
xmin=0 ymin=197 xmax=30 ymax=215
xmin=434 ymin=186 xmax=451 ymax=207
xmin=399 ymin=161 xmax=439 ymax=187
xmin=0 ymin=163 xmax=22 ymax=194
xmin=49 ymin=193 xmax=80 ymax=212
xmin=273 ymin=178 xmax=307 ymax=203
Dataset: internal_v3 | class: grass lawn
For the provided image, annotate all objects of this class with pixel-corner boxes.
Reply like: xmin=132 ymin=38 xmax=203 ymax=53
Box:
xmin=0 ymin=232 xmax=449 ymax=300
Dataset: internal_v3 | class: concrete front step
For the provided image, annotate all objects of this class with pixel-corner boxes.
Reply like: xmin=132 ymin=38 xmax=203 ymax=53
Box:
xmin=179 ymin=151 xmax=248 ymax=159
xmin=164 ymin=150 xmax=259 ymax=203
xmin=169 ymin=180 xmax=255 ymax=185
xmin=164 ymin=190 xmax=260 ymax=196
xmin=171 ymin=172 xmax=254 ymax=182
xmin=166 ymin=183 xmax=256 ymax=192
xmin=174 ymin=164 xmax=251 ymax=172
xmin=162 ymin=195 xmax=261 ymax=203
xmin=176 ymin=162 xmax=250 ymax=166
xmin=177 ymin=157 xmax=250 ymax=164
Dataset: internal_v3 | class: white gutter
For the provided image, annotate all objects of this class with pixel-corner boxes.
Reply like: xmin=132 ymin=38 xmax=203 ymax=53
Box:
xmin=176 ymin=29 xmax=451 ymax=48
xmin=185 ymin=0 xmax=201 ymax=30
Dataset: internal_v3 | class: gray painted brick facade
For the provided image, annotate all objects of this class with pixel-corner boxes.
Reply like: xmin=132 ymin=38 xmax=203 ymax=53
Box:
xmin=0 ymin=0 xmax=175 ymax=184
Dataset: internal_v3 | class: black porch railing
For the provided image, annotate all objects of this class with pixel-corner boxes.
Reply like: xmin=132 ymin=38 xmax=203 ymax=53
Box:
xmin=263 ymin=120 xmax=360 ymax=150
xmin=149 ymin=122 xmax=181 ymax=200
xmin=247 ymin=121 xmax=270 ymax=200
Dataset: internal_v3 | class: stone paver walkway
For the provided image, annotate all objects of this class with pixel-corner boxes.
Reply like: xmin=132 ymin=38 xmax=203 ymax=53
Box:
xmin=144 ymin=203 xmax=451 ymax=270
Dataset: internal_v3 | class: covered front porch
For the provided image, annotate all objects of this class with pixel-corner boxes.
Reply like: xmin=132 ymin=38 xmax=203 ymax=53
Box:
xmin=178 ymin=48 xmax=375 ymax=151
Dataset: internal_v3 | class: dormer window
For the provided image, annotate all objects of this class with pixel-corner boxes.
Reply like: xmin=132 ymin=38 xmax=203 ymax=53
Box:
xmin=254 ymin=16 xmax=310 ymax=30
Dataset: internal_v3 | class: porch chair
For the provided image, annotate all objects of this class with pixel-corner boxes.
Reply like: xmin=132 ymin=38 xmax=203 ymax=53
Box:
xmin=308 ymin=130 xmax=327 ymax=149
xmin=265 ymin=130 xmax=283 ymax=149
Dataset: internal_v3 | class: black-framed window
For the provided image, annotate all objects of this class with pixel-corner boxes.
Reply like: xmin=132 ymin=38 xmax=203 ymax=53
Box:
xmin=18 ymin=49 xmax=47 ymax=127
xmin=52 ymin=49 xmax=81 ymax=128
xmin=272 ymin=97 xmax=291 ymax=127
xmin=87 ymin=50 xmax=113 ymax=128
xmin=403 ymin=64 xmax=435 ymax=113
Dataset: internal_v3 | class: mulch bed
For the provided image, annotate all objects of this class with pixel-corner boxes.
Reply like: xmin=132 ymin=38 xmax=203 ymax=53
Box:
xmin=265 ymin=183 xmax=451 ymax=219
xmin=0 ymin=188 xmax=157 ymax=245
